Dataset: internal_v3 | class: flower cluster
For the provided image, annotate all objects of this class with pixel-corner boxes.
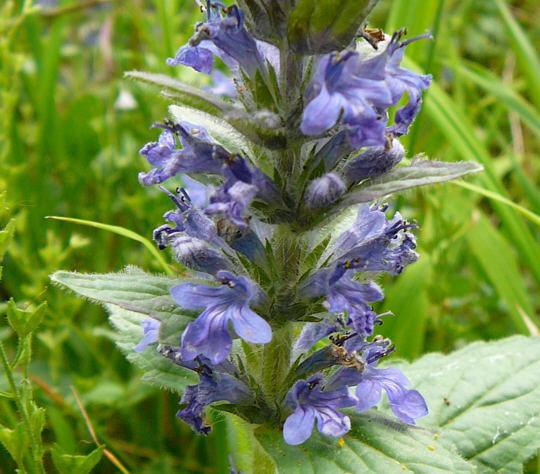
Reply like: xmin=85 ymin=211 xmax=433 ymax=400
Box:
xmin=132 ymin=0 xmax=436 ymax=445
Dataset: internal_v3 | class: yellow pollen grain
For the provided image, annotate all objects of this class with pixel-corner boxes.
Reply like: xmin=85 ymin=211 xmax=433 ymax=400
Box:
xmin=433 ymin=433 xmax=440 ymax=440
xmin=428 ymin=445 xmax=436 ymax=451
xmin=338 ymin=438 xmax=345 ymax=447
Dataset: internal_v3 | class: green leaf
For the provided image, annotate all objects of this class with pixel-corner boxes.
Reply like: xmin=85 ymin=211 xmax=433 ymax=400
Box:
xmin=51 ymin=445 xmax=104 ymax=474
xmin=50 ymin=268 xmax=192 ymax=322
xmin=451 ymin=61 xmax=540 ymax=140
xmin=51 ymin=269 xmax=198 ymax=392
xmin=169 ymin=104 xmax=256 ymax=156
xmin=409 ymin=56 xmax=540 ymax=285
xmin=256 ymin=411 xmax=474 ymax=473
xmin=287 ymin=0 xmax=380 ymax=54
xmin=6 ymin=299 xmax=46 ymax=337
xmin=465 ymin=214 xmax=536 ymax=331
xmin=339 ymin=160 xmax=482 ymax=208
xmin=492 ymin=0 xmax=540 ymax=108
xmin=405 ymin=335 xmax=540 ymax=472
xmin=107 ymin=304 xmax=197 ymax=393
xmin=125 ymin=70 xmax=230 ymax=116
xmin=451 ymin=180 xmax=540 ymax=227
xmin=0 ymin=422 xmax=29 ymax=466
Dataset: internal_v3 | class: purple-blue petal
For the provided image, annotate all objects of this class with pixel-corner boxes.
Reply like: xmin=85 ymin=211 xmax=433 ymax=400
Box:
xmin=171 ymin=283 xmax=230 ymax=310
xmin=389 ymin=389 xmax=428 ymax=425
xmin=283 ymin=406 xmax=316 ymax=445
xmin=315 ymin=407 xmax=351 ymax=438
xmin=354 ymin=378 xmax=383 ymax=412
xmin=229 ymin=305 xmax=272 ymax=344
xmin=134 ymin=318 xmax=160 ymax=352
xmin=180 ymin=309 xmax=232 ymax=365
xmin=167 ymin=44 xmax=214 ymax=73
xmin=301 ymin=85 xmax=345 ymax=135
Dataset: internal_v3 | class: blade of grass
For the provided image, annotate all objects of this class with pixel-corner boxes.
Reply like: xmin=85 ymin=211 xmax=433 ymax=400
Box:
xmin=508 ymin=154 xmax=540 ymax=213
xmin=71 ymin=386 xmax=130 ymax=474
xmin=407 ymin=0 xmax=445 ymax=154
xmin=381 ymin=252 xmax=432 ymax=359
xmin=406 ymin=57 xmax=540 ymax=285
xmin=466 ymin=212 xmax=536 ymax=331
xmin=492 ymin=0 xmax=540 ymax=108
xmin=45 ymin=216 xmax=173 ymax=276
xmin=451 ymin=180 xmax=540 ymax=226
xmin=450 ymin=60 xmax=540 ymax=140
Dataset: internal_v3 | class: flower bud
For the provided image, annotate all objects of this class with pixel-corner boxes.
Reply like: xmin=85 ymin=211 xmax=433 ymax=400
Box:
xmin=305 ymin=173 xmax=346 ymax=209
xmin=344 ymin=139 xmax=404 ymax=183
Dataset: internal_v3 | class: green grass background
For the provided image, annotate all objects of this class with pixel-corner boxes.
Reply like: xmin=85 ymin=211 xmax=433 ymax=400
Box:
xmin=0 ymin=0 xmax=538 ymax=471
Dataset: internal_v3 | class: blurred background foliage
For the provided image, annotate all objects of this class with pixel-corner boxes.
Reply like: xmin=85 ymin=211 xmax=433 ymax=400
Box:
xmin=0 ymin=0 xmax=538 ymax=471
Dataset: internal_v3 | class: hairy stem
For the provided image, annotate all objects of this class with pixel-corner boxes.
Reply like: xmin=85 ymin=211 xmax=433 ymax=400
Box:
xmin=261 ymin=323 xmax=293 ymax=416
xmin=0 ymin=341 xmax=44 ymax=474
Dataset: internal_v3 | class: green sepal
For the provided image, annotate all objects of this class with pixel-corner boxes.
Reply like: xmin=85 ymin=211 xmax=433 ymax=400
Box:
xmin=287 ymin=0 xmax=380 ymax=54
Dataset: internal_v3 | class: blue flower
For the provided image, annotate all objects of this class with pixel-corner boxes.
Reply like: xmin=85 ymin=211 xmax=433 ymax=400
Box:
xmin=153 ymin=186 xmax=223 ymax=247
xmin=204 ymin=153 xmax=281 ymax=228
xmin=352 ymin=366 xmax=428 ymax=425
xmin=168 ymin=2 xmax=269 ymax=77
xmin=134 ymin=318 xmax=160 ymax=352
xmin=293 ymin=314 xmax=345 ymax=355
xmin=344 ymin=138 xmax=404 ymax=183
xmin=180 ymin=174 xmax=214 ymax=209
xmin=300 ymin=205 xmax=417 ymax=336
xmin=177 ymin=363 xmax=252 ymax=434
xmin=327 ymin=339 xmax=428 ymax=425
xmin=206 ymin=180 xmax=258 ymax=228
xmin=283 ymin=374 xmax=354 ymax=445
xmin=138 ymin=121 xmax=229 ymax=186
xmin=300 ymin=50 xmax=391 ymax=146
xmin=383 ymin=31 xmax=432 ymax=137
xmin=301 ymin=32 xmax=431 ymax=149
xmin=304 ymin=173 xmax=346 ymax=209
xmin=301 ymin=269 xmax=384 ymax=336
xmin=172 ymin=270 xmax=272 ymax=365
xmin=328 ymin=204 xmax=419 ymax=275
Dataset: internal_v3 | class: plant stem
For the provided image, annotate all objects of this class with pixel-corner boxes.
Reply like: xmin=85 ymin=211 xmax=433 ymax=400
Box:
xmin=0 ymin=341 xmax=44 ymax=474
xmin=261 ymin=323 xmax=293 ymax=412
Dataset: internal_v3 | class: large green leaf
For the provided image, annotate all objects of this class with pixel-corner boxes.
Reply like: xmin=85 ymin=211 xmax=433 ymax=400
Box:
xmin=339 ymin=160 xmax=482 ymax=208
xmin=51 ymin=268 xmax=198 ymax=393
xmin=50 ymin=267 xmax=191 ymax=322
xmin=256 ymin=411 xmax=473 ymax=473
xmin=405 ymin=335 xmax=540 ymax=472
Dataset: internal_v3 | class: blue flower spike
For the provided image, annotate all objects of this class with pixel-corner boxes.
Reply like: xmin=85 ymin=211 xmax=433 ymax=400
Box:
xmin=126 ymin=1 xmax=489 ymax=445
